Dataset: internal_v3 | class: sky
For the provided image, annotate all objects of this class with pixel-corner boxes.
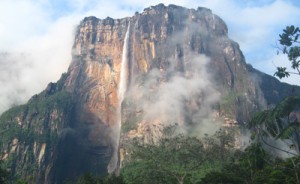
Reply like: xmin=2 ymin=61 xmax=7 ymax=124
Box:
xmin=0 ymin=0 xmax=299 ymax=113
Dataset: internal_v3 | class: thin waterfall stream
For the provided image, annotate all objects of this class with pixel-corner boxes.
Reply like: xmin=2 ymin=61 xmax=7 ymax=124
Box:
xmin=107 ymin=22 xmax=130 ymax=173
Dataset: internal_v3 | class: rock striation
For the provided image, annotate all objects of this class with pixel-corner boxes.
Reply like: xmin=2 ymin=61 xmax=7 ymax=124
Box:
xmin=1 ymin=4 xmax=300 ymax=184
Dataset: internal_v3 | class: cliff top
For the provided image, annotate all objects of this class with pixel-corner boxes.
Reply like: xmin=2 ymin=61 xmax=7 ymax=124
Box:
xmin=80 ymin=3 xmax=227 ymax=35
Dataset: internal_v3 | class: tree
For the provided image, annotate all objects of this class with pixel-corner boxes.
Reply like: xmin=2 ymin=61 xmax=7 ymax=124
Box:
xmin=249 ymin=96 xmax=300 ymax=155
xmin=0 ymin=160 xmax=9 ymax=184
xmin=70 ymin=173 xmax=125 ymax=184
xmin=199 ymin=143 xmax=268 ymax=184
xmin=122 ymin=127 xmax=225 ymax=184
xmin=200 ymin=143 xmax=300 ymax=184
xmin=275 ymin=25 xmax=300 ymax=78
xmin=249 ymin=25 xmax=300 ymax=156
xmin=199 ymin=25 xmax=300 ymax=184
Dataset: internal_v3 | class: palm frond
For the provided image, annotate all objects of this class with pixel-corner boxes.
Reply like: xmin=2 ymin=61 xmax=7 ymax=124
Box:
xmin=273 ymin=96 xmax=300 ymax=117
xmin=249 ymin=110 xmax=273 ymax=128
xmin=277 ymin=122 xmax=300 ymax=139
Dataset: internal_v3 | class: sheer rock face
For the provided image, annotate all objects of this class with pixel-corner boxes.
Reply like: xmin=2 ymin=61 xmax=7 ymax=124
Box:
xmin=64 ymin=16 xmax=129 ymax=149
xmin=1 ymin=4 xmax=300 ymax=184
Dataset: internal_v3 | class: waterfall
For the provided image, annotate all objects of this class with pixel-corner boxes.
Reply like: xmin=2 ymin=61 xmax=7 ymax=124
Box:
xmin=119 ymin=24 xmax=130 ymax=103
xmin=107 ymin=22 xmax=130 ymax=173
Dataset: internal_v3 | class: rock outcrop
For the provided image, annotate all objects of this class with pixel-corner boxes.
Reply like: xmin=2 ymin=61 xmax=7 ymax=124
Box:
xmin=1 ymin=4 xmax=300 ymax=184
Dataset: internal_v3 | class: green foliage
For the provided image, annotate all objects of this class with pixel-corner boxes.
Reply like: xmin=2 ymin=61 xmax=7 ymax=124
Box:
xmin=200 ymin=143 xmax=300 ymax=184
xmin=56 ymin=73 xmax=68 ymax=90
xmin=75 ymin=173 xmax=98 ymax=184
xmin=239 ymin=143 xmax=268 ymax=171
xmin=16 ymin=179 xmax=30 ymax=184
xmin=199 ymin=171 xmax=243 ymax=184
xmin=249 ymin=96 xmax=300 ymax=155
xmin=248 ymin=25 xmax=300 ymax=160
xmin=0 ymin=72 xmax=70 ymax=123
xmin=121 ymin=116 xmax=139 ymax=133
xmin=279 ymin=25 xmax=299 ymax=46
xmin=121 ymin=123 xmax=300 ymax=184
xmin=0 ymin=90 xmax=72 ymax=145
xmin=219 ymin=92 xmax=241 ymax=116
xmin=27 ymin=91 xmax=73 ymax=113
xmin=0 ymin=90 xmax=73 ymax=123
xmin=275 ymin=67 xmax=290 ymax=79
xmin=122 ymin=125 xmax=237 ymax=184
xmin=122 ymin=161 xmax=176 ymax=184
xmin=275 ymin=25 xmax=300 ymax=79
xmin=125 ymin=135 xmax=207 ymax=183
xmin=0 ymin=88 xmax=73 ymax=183
xmin=0 ymin=160 xmax=9 ymax=184
xmin=71 ymin=173 xmax=125 ymax=184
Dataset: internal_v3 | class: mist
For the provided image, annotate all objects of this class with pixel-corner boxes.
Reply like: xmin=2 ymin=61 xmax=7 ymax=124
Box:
xmin=0 ymin=18 xmax=74 ymax=114
xmin=125 ymin=52 xmax=222 ymax=138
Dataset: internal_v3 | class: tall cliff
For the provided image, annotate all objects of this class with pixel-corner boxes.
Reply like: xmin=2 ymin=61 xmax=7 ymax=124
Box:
xmin=1 ymin=4 xmax=300 ymax=184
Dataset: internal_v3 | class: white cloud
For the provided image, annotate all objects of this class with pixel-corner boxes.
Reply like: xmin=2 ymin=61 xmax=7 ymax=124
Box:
xmin=193 ymin=0 xmax=300 ymax=84
xmin=0 ymin=15 xmax=76 ymax=113
xmin=0 ymin=1 xmax=51 ymax=50
xmin=232 ymin=0 xmax=300 ymax=51
xmin=260 ymin=54 xmax=299 ymax=85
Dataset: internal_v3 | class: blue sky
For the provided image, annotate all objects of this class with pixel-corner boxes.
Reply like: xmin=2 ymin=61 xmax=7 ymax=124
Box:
xmin=0 ymin=0 xmax=299 ymax=112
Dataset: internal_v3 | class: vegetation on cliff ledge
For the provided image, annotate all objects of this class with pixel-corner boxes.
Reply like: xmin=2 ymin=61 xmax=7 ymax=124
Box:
xmin=0 ymin=73 xmax=74 ymax=183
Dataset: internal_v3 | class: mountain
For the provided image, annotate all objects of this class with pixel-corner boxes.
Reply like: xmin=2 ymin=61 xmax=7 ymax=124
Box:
xmin=0 ymin=4 xmax=299 ymax=184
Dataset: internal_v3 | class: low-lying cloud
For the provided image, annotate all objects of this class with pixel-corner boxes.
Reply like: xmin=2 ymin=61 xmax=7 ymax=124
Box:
xmin=126 ymin=53 xmax=221 ymax=137
xmin=0 ymin=17 xmax=75 ymax=114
